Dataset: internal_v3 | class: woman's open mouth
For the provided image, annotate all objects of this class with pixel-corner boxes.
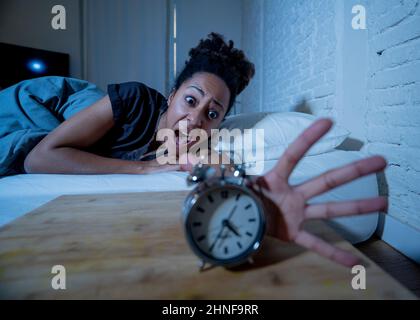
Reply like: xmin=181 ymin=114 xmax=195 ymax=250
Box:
xmin=174 ymin=129 xmax=195 ymax=148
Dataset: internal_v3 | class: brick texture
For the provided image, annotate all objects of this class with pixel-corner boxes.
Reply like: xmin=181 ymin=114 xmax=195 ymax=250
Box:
xmin=241 ymin=0 xmax=420 ymax=229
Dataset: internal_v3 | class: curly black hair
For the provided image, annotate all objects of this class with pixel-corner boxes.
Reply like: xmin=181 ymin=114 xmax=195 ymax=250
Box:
xmin=174 ymin=32 xmax=255 ymax=114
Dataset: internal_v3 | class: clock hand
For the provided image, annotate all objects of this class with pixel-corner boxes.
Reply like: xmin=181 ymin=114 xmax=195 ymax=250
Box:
xmin=217 ymin=219 xmax=242 ymax=249
xmin=217 ymin=228 xmax=230 ymax=248
xmin=223 ymin=204 xmax=241 ymax=236
xmin=209 ymin=222 xmax=244 ymax=235
xmin=209 ymin=223 xmax=226 ymax=253
xmin=227 ymin=205 xmax=238 ymax=221
xmin=225 ymin=220 xmax=241 ymax=237
xmin=208 ymin=205 xmax=239 ymax=253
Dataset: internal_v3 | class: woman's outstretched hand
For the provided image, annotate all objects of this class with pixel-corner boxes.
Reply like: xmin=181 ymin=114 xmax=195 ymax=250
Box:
xmin=247 ymin=118 xmax=388 ymax=267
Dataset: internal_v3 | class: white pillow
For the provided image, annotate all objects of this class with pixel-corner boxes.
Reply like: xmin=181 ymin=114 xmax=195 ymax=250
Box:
xmin=214 ymin=112 xmax=350 ymax=163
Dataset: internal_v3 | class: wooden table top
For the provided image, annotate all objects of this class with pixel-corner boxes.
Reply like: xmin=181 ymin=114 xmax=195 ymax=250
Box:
xmin=0 ymin=191 xmax=415 ymax=299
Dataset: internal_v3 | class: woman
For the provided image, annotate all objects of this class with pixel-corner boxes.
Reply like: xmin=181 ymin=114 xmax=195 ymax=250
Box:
xmin=0 ymin=33 xmax=387 ymax=267
xmin=1 ymin=33 xmax=247 ymax=176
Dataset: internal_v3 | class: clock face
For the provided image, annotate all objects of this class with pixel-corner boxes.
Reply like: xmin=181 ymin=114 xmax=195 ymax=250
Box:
xmin=186 ymin=186 xmax=264 ymax=264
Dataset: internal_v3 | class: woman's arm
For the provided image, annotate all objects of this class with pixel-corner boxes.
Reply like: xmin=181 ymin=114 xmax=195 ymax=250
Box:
xmin=23 ymin=96 xmax=179 ymax=174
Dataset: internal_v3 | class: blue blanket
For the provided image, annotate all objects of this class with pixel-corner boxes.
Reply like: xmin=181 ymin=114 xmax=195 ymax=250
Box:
xmin=0 ymin=76 xmax=105 ymax=176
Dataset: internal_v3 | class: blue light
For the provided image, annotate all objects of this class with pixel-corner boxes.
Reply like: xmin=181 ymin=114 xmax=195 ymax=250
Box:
xmin=27 ymin=59 xmax=46 ymax=73
xmin=32 ymin=62 xmax=41 ymax=70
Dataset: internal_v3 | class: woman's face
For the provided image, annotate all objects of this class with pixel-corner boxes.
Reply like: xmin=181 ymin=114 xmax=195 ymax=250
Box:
xmin=163 ymin=72 xmax=231 ymax=150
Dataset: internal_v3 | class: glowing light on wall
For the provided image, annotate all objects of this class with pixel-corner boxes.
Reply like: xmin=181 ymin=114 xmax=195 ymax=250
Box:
xmin=27 ymin=60 xmax=46 ymax=73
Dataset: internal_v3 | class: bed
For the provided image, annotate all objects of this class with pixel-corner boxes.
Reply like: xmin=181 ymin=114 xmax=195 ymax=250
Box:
xmin=0 ymin=149 xmax=379 ymax=244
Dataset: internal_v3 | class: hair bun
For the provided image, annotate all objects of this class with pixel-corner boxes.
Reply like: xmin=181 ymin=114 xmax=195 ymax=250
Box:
xmin=175 ymin=32 xmax=255 ymax=112
xmin=187 ymin=33 xmax=255 ymax=96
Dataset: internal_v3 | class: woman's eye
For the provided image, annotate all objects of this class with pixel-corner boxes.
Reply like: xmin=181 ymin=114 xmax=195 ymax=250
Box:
xmin=208 ymin=110 xmax=219 ymax=120
xmin=185 ymin=96 xmax=195 ymax=105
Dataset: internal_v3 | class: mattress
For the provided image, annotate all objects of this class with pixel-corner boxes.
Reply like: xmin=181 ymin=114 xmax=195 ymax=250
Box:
xmin=0 ymin=150 xmax=379 ymax=244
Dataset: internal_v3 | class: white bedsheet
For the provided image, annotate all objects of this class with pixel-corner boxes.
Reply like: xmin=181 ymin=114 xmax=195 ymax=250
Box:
xmin=0 ymin=150 xmax=379 ymax=243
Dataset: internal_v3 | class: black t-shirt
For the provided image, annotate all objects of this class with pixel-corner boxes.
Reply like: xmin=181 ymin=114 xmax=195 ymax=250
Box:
xmin=90 ymin=82 xmax=168 ymax=161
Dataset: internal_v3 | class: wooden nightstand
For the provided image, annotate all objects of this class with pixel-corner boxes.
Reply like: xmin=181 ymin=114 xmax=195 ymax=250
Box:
xmin=0 ymin=191 xmax=415 ymax=299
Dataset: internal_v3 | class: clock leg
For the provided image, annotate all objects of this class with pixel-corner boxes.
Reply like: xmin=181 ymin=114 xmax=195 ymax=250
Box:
xmin=198 ymin=260 xmax=216 ymax=272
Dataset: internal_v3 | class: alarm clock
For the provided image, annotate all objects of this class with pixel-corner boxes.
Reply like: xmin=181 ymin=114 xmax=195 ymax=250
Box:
xmin=182 ymin=163 xmax=266 ymax=269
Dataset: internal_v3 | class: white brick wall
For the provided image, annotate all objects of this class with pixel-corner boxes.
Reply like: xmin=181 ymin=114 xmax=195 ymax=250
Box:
xmin=241 ymin=0 xmax=420 ymax=230
xmin=241 ymin=0 xmax=339 ymax=117
xmin=365 ymin=0 xmax=420 ymax=229
xmin=241 ymin=0 xmax=264 ymax=113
